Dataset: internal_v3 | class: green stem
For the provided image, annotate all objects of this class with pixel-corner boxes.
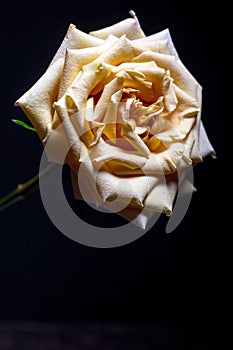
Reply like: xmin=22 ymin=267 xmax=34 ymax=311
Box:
xmin=0 ymin=163 xmax=56 ymax=212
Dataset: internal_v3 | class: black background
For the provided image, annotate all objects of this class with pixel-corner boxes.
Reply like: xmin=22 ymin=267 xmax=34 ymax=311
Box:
xmin=0 ymin=0 xmax=231 ymax=345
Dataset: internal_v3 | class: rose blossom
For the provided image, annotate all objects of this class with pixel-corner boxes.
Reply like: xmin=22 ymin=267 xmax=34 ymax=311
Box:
xmin=15 ymin=10 xmax=216 ymax=229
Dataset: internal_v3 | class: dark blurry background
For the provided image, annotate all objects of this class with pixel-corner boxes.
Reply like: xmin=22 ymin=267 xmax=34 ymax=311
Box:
xmin=0 ymin=1 xmax=231 ymax=348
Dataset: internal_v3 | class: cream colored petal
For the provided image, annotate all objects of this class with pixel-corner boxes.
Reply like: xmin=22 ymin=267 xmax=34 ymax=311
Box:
xmin=150 ymin=116 xmax=183 ymax=143
xmin=58 ymin=34 xmax=118 ymax=99
xmin=182 ymin=84 xmax=215 ymax=162
xmin=110 ymin=150 xmax=178 ymax=176
xmin=85 ymin=97 xmax=95 ymax=122
xmin=57 ymin=94 xmax=94 ymax=148
xmin=89 ymin=11 xmax=145 ymax=40
xmin=89 ymin=89 xmax=123 ymax=147
xmin=70 ymin=149 xmax=193 ymax=230
xmin=103 ymin=34 xmax=119 ymax=45
xmin=134 ymin=28 xmax=178 ymax=56
xmin=43 ymin=125 xmax=82 ymax=167
xmin=191 ymin=121 xmax=216 ymax=161
xmin=95 ymin=172 xmax=175 ymax=229
xmin=113 ymin=61 xmax=164 ymax=79
xmin=89 ymin=37 xmax=146 ymax=96
xmin=90 ymin=139 xmax=148 ymax=170
xmin=85 ymin=97 xmax=106 ymax=130
xmin=113 ymin=61 xmax=165 ymax=102
xmin=62 ymin=61 xmax=111 ymax=136
xmin=132 ymin=38 xmax=171 ymax=55
xmin=15 ymin=24 xmax=104 ymax=139
xmin=70 ymin=166 xmax=191 ymax=231
xmin=162 ymin=70 xmax=178 ymax=113
xmin=128 ymin=171 xmax=190 ymax=230
xmin=148 ymin=28 xmax=178 ymax=57
xmin=49 ymin=24 xmax=103 ymax=66
xmin=15 ymin=58 xmax=64 ymax=140
xmin=180 ymin=112 xmax=202 ymax=162
xmin=75 ymin=141 xmax=150 ymax=211
xmin=199 ymin=121 xmax=216 ymax=159
xmin=179 ymin=177 xmax=197 ymax=196
xmin=58 ymin=45 xmax=107 ymax=99
xmin=93 ymin=75 xmax=125 ymax=121
xmin=117 ymin=207 xmax=154 ymax=230
xmin=61 ymin=61 xmax=113 ymax=146
xmin=110 ymin=97 xmax=151 ymax=157
xmin=15 ymin=24 xmax=105 ymax=140
xmin=169 ymin=84 xmax=200 ymax=135
xmin=132 ymin=51 xmax=199 ymax=99
xmin=95 ymin=169 xmax=157 ymax=208
xmin=70 ymin=60 xmax=113 ymax=110
xmin=70 ymin=163 xmax=98 ymax=207
xmin=132 ymin=96 xmax=165 ymax=126
xmin=143 ymin=177 xmax=176 ymax=214
xmin=110 ymin=207 xmax=144 ymax=230
xmin=53 ymin=97 xmax=81 ymax=164
xmin=71 ymin=165 xmax=99 ymax=206
xmin=115 ymin=71 xmax=153 ymax=103
xmin=100 ymin=35 xmax=141 ymax=65
xmin=150 ymin=84 xmax=200 ymax=144
xmin=103 ymin=89 xmax=123 ymax=141
xmin=121 ymin=118 xmax=150 ymax=158
xmin=71 ymin=159 xmax=163 ymax=231
xmin=70 ymin=164 xmax=176 ymax=230
xmin=74 ymin=142 xmax=105 ymax=207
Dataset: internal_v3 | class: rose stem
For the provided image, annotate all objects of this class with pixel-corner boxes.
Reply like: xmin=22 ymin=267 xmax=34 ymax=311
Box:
xmin=0 ymin=162 xmax=56 ymax=212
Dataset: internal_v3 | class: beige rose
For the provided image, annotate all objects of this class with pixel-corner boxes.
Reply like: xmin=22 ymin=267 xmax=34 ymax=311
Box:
xmin=15 ymin=10 xmax=216 ymax=229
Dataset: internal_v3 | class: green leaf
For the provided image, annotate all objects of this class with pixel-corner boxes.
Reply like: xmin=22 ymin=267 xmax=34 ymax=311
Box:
xmin=12 ymin=119 xmax=36 ymax=132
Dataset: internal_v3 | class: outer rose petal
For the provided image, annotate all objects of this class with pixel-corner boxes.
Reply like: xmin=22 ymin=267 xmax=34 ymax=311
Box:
xmin=134 ymin=28 xmax=179 ymax=57
xmin=14 ymin=24 xmax=104 ymax=140
xmin=89 ymin=11 xmax=145 ymax=40
xmin=132 ymin=51 xmax=199 ymax=99
xmin=70 ymin=165 xmax=174 ymax=230
xmin=198 ymin=122 xmax=216 ymax=159
xmin=58 ymin=46 xmax=107 ymax=99
xmin=14 ymin=58 xmax=64 ymax=140
xmin=56 ymin=61 xmax=113 ymax=148
xmin=50 ymin=24 xmax=103 ymax=66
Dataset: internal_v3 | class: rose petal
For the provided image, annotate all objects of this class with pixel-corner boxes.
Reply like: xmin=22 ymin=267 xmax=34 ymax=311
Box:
xmin=198 ymin=121 xmax=216 ymax=159
xmin=93 ymin=76 xmax=125 ymax=121
xmin=132 ymin=51 xmax=199 ymax=99
xmin=113 ymin=61 xmax=166 ymax=103
xmin=14 ymin=58 xmax=64 ymax=140
xmin=134 ymin=28 xmax=178 ymax=57
xmin=89 ymin=11 xmax=145 ymax=40
xmin=90 ymin=139 xmax=148 ymax=170
xmin=53 ymin=98 xmax=81 ymax=164
xmin=50 ymin=24 xmax=103 ymax=66
xmin=132 ymin=38 xmax=172 ymax=55
xmin=58 ymin=45 xmax=107 ymax=99
xmin=101 ymin=35 xmax=142 ymax=65
xmin=102 ymin=89 xmax=123 ymax=142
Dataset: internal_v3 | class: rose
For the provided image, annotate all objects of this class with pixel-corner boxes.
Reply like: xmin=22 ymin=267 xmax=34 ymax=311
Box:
xmin=15 ymin=10 xmax=216 ymax=230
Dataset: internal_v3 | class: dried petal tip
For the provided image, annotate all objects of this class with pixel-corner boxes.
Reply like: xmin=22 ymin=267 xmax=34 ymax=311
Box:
xmin=129 ymin=10 xmax=136 ymax=17
xmin=129 ymin=10 xmax=140 ymax=25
